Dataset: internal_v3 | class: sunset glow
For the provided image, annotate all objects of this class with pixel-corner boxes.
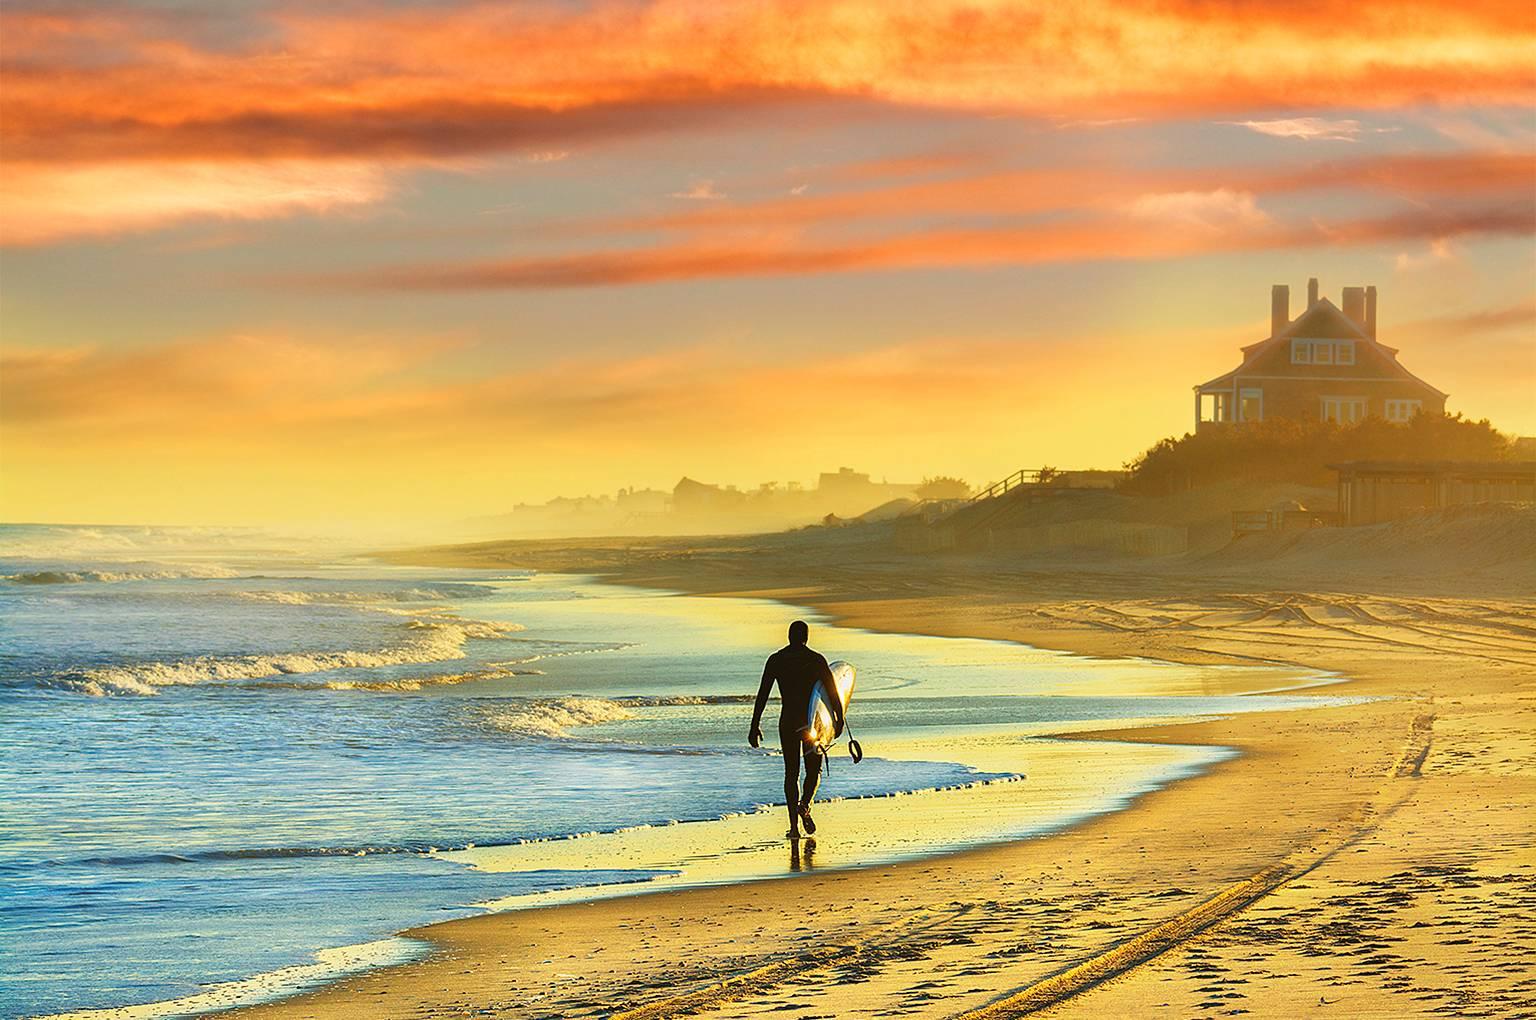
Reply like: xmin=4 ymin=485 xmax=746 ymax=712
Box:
xmin=3 ymin=0 xmax=1533 ymax=526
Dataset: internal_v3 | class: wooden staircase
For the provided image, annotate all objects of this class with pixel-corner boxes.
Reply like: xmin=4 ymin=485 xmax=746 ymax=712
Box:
xmin=965 ymin=467 xmax=1056 ymax=503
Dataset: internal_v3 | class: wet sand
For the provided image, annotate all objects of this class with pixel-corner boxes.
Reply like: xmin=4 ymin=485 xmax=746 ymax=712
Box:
xmin=217 ymin=538 xmax=1536 ymax=1019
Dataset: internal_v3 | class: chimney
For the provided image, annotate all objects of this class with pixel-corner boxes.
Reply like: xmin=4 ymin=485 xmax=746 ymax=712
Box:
xmin=1342 ymin=286 xmax=1366 ymax=326
xmin=1307 ymin=277 xmax=1319 ymax=307
xmin=1271 ymin=284 xmax=1290 ymax=337
xmin=1365 ymin=285 xmax=1377 ymax=339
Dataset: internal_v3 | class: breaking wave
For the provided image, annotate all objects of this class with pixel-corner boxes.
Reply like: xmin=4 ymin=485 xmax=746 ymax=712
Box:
xmin=49 ymin=619 xmax=525 ymax=697
xmin=234 ymin=584 xmax=493 ymax=606
xmin=6 ymin=566 xmax=241 ymax=585
xmin=315 ymin=664 xmax=544 ymax=692
xmin=477 ymin=697 xmax=638 ymax=739
xmin=474 ymin=693 xmax=752 ymax=739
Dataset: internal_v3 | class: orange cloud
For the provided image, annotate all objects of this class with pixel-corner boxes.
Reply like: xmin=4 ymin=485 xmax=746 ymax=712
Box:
xmin=301 ymin=199 xmax=1534 ymax=291
xmin=0 ymin=160 xmax=394 ymax=245
xmin=1399 ymin=298 xmax=1536 ymax=339
xmin=4 ymin=2 xmax=1533 ymax=161
xmin=4 ymin=1 xmax=1531 ymax=241
xmin=569 ymin=152 xmax=1536 ymax=237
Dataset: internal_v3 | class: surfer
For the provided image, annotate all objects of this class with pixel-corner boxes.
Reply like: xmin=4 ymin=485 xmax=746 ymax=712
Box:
xmin=749 ymin=620 xmax=841 ymax=839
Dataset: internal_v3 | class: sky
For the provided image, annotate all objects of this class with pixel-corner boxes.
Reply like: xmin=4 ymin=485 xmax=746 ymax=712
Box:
xmin=2 ymin=0 xmax=1534 ymax=527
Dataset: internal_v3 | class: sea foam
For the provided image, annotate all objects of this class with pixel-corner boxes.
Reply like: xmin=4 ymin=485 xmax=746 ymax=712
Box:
xmin=233 ymin=584 xmax=492 ymax=606
xmin=6 ymin=566 xmax=241 ymax=584
xmin=477 ymin=696 xmax=639 ymax=738
xmin=52 ymin=618 xmax=524 ymax=697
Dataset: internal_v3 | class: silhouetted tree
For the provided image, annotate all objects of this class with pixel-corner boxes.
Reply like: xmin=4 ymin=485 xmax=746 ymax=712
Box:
xmin=915 ymin=476 xmax=972 ymax=500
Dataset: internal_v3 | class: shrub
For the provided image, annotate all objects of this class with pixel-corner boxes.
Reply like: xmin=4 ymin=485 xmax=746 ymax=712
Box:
xmin=915 ymin=476 xmax=973 ymax=500
xmin=1121 ymin=414 xmax=1514 ymax=495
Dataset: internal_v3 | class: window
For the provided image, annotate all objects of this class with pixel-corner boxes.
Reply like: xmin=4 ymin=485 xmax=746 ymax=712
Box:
xmin=1197 ymin=391 xmax=1232 ymax=424
xmin=1385 ymin=399 xmax=1422 ymax=423
xmin=1239 ymin=387 xmax=1263 ymax=422
xmin=1321 ymin=396 xmax=1367 ymax=424
xmin=1291 ymin=339 xmax=1357 ymax=365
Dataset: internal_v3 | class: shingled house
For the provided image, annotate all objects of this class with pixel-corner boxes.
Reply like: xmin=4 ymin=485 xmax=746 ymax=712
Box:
xmin=1194 ymin=278 xmax=1447 ymax=430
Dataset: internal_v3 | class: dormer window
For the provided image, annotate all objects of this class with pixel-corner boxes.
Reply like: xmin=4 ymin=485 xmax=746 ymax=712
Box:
xmin=1291 ymin=339 xmax=1356 ymax=365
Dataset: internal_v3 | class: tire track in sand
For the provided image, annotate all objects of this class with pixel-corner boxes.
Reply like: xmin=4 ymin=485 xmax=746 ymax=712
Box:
xmin=947 ymin=713 xmax=1435 ymax=1019
xmin=601 ymin=712 xmax=1435 ymax=1020
xmin=605 ymin=904 xmax=976 ymax=1020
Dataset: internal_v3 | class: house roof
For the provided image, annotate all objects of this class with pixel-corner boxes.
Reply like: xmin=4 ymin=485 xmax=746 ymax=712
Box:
xmin=1197 ymin=296 xmax=1448 ymax=398
xmin=1239 ymin=298 xmax=1364 ymax=354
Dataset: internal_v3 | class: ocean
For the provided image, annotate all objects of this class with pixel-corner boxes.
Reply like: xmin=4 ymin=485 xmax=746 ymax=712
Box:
xmin=0 ymin=524 xmax=1353 ymax=1018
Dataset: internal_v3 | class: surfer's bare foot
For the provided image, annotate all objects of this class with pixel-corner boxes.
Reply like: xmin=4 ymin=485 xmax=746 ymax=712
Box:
xmin=799 ymin=810 xmax=816 ymax=835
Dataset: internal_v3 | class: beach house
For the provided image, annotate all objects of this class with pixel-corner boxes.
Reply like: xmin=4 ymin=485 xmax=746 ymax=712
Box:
xmin=1194 ymin=279 xmax=1447 ymax=430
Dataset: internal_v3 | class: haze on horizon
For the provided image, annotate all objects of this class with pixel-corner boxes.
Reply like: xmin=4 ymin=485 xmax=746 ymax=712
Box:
xmin=2 ymin=0 xmax=1533 ymax=528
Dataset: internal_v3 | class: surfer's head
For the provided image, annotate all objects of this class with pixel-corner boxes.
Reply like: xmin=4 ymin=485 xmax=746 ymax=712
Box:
xmin=788 ymin=620 xmax=809 ymax=645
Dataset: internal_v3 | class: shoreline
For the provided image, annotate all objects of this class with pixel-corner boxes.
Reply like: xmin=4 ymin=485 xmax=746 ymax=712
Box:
xmin=40 ymin=572 xmax=1344 ymax=1020
xmin=185 ymin=540 xmax=1536 ymax=1016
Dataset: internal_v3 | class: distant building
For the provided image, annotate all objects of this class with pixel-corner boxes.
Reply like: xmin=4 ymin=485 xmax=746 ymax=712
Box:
xmin=815 ymin=467 xmax=917 ymax=515
xmin=817 ymin=467 xmax=875 ymax=498
xmin=671 ymin=476 xmax=746 ymax=515
xmin=615 ymin=487 xmax=670 ymax=514
xmin=1194 ymin=278 xmax=1447 ymax=430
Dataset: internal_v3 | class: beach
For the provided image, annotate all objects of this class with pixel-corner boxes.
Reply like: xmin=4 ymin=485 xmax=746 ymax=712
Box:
xmin=9 ymin=0 xmax=1534 ymax=1014
xmin=193 ymin=530 xmax=1536 ymax=1019
xmin=3 ymin=534 xmax=1351 ymax=1020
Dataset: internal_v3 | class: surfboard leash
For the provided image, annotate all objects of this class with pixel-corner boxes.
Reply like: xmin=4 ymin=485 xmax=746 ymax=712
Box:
xmin=843 ymin=718 xmax=864 ymax=764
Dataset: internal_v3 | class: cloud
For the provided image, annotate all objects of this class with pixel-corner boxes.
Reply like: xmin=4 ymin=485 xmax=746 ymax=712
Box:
xmin=1394 ymin=238 xmax=1459 ymax=271
xmin=301 ymin=200 xmax=1534 ymax=292
xmin=4 ymin=1 xmax=1532 ymax=165
xmin=1127 ymin=189 xmax=1271 ymax=231
xmin=3 ymin=1 xmax=1531 ymax=242
xmin=670 ymin=179 xmax=726 ymax=201
xmin=0 ymin=160 xmax=394 ymax=245
xmin=280 ymin=150 xmax=1536 ymax=292
xmin=1399 ymin=298 xmax=1536 ymax=337
xmin=1226 ymin=117 xmax=1363 ymax=141
xmin=550 ymin=151 xmax=1536 ymax=240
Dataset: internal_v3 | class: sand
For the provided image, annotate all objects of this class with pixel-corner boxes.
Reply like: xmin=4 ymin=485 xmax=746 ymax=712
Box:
xmin=210 ymin=526 xmax=1536 ymax=1019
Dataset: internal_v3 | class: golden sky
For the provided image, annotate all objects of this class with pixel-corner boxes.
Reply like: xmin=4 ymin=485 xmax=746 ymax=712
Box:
xmin=2 ymin=0 xmax=1533 ymax=526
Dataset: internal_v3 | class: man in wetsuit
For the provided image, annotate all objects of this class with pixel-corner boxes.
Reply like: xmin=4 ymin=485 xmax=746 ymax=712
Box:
xmin=749 ymin=620 xmax=840 ymax=840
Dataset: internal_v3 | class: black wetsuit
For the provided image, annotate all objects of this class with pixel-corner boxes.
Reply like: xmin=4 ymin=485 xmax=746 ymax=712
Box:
xmin=752 ymin=643 xmax=837 ymax=817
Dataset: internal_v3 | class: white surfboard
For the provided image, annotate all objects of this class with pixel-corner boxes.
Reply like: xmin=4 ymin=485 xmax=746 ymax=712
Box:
xmin=801 ymin=660 xmax=855 ymax=753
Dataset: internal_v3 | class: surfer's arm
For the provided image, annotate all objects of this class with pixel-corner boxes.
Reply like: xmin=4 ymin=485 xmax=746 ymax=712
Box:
xmin=749 ymin=660 xmax=774 ymax=746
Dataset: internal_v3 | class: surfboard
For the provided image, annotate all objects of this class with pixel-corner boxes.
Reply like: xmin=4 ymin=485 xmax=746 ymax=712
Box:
xmin=801 ymin=659 xmax=855 ymax=753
